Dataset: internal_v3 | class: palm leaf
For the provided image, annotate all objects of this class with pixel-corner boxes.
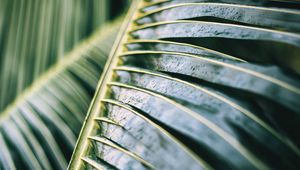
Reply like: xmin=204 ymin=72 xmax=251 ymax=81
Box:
xmin=0 ymin=20 xmax=121 ymax=169
xmin=69 ymin=0 xmax=300 ymax=170
xmin=0 ymin=0 xmax=115 ymax=112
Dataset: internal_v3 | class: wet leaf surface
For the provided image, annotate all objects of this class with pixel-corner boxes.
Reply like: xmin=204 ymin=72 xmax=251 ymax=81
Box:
xmin=70 ymin=1 xmax=300 ymax=169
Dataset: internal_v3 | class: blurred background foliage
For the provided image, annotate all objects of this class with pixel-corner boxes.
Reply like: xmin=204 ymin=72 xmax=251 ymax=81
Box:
xmin=0 ymin=0 xmax=126 ymax=111
xmin=0 ymin=0 xmax=127 ymax=169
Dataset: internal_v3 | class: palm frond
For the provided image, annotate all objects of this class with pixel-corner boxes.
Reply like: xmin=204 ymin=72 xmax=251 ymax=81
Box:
xmin=0 ymin=0 xmax=114 ymax=111
xmin=69 ymin=1 xmax=300 ymax=169
xmin=0 ymin=20 xmax=121 ymax=170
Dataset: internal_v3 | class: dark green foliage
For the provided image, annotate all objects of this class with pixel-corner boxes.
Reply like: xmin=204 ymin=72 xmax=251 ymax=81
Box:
xmin=0 ymin=23 xmax=120 ymax=170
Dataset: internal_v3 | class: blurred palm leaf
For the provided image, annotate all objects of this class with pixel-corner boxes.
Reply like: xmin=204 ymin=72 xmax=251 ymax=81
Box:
xmin=0 ymin=1 xmax=126 ymax=168
xmin=69 ymin=0 xmax=300 ymax=169
xmin=0 ymin=0 xmax=122 ymax=111
xmin=0 ymin=20 xmax=121 ymax=169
